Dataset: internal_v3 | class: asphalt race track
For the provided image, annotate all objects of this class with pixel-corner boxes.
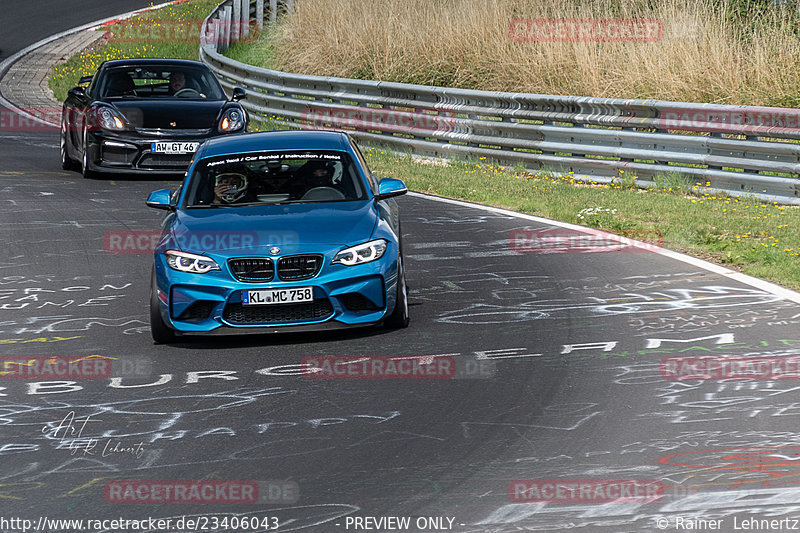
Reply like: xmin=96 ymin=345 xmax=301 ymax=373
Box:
xmin=0 ymin=0 xmax=157 ymax=64
xmin=5 ymin=4 xmax=800 ymax=533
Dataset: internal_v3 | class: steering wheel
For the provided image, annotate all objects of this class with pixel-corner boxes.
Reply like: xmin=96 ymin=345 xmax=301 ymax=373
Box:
xmin=174 ymin=88 xmax=201 ymax=97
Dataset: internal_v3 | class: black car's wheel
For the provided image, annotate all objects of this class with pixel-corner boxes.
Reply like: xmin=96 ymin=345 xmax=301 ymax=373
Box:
xmin=81 ymin=131 xmax=97 ymax=179
xmin=60 ymin=116 xmax=78 ymax=171
xmin=384 ymin=254 xmax=409 ymax=328
xmin=150 ymin=270 xmax=177 ymax=344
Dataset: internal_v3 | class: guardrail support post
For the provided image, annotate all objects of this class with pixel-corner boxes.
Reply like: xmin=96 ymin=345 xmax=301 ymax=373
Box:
xmin=256 ymin=0 xmax=264 ymax=30
xmin=233 ymin=0 xmax=243 ymax=42
xmin=222 ymin=5 xmax=232 ymax=51
xmin=210 ymin=17 xmax=221 ymax=53
xmin=241 ymin=0 xmax=250 ymax=39
xmin=270 ymin=0 xmax=277 ymax=22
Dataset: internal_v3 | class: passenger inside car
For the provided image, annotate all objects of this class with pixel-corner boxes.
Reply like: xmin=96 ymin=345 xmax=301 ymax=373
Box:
xmin=290 ymin=160 xmax=345 ymax=200
xmin=104 ymin=71 xmax=137 ymax=97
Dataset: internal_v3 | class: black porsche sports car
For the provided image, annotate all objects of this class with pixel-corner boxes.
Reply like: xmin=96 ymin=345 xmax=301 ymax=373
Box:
xmin=60 ymin=58 xmax=248 ymax=178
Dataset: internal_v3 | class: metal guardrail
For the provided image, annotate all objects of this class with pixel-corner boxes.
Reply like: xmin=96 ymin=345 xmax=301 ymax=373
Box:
xmin=199 ymin=0 xmax=800 ymax=205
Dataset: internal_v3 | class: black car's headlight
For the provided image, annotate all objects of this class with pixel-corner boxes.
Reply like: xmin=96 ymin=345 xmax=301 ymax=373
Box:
xmin=332 ymin=240 xmax=388 ymax=266
xmin=218 ymin=108 xmax=245 ymax=133
xmin=165 ymin=250 xmax=220 ymax=274
xmin=89 ymin=106 xmax=128 ymax=131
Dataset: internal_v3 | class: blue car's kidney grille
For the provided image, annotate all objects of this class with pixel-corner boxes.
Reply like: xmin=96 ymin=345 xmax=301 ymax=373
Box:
xmin=223 ymin=299 xmax=333 ymax=324
xmin=228 ymin=258 xmax=274 ymax=282
xmin=277 ymin=255 xmax=323 ymax=280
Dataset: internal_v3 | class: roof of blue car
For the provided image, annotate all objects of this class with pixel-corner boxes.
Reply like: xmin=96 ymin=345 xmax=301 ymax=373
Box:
xmin=199 ymin=131 xmax=351 ymax=158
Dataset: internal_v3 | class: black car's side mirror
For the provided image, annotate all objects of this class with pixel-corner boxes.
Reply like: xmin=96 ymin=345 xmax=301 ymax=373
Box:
xmin=231 ymin=87 xmax=246 ymax=102
xmin=67 ymin=86 xmax=86 ymax=99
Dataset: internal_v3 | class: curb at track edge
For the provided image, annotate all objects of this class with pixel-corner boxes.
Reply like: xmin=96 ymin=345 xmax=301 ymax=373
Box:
xmin=0 ymin=0 xmax=184 ymax=127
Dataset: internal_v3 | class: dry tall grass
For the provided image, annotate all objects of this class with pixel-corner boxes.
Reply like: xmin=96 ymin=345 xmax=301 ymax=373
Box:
xmin=261 ymin=0 xmax=800 ymax=106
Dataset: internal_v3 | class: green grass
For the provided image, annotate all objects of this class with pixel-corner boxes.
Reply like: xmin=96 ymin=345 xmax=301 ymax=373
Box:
xmin=48 ymin=0 xmax=220 ymax=101
xmin=46 ymin=0 xmax=800 ymax=292
xmin=225 ymin=23 xmax=282 ymax=68
xmin=363 ymin=148 xmax=800 ymax=291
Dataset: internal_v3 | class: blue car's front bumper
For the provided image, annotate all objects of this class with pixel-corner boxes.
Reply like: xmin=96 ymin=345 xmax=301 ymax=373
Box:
xmin=153 ymin=250 xmax=399 ymax=336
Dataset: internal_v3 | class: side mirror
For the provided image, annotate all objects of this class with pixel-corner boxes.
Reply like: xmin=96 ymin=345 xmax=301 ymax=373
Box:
xmin=146 ymin=189 xmax=175 ymax=211
xmin=67 ymin=86 xmax=86 ymax=99
xmin=374 ymin=178 xmax=407 ymax=201
xmin=231 ymin=87 xmax=246 ymax=102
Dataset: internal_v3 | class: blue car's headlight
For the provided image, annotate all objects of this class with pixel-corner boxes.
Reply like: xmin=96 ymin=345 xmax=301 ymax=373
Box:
xmin=165 ymin=250 xmax=220 ymax=274
xmin=332 ymin=240 xmax=387 ymax=266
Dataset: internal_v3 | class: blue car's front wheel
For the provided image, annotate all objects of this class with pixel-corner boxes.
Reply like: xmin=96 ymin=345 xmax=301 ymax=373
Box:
xmin=384 ymin=254 xmax=409 ymax=329
xmin=150 ymin=269 xmax=177 ymax=344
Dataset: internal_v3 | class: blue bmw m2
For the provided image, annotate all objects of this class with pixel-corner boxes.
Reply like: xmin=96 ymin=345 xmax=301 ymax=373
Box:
xmin=146 ymin=131 xmax=408 ymax=343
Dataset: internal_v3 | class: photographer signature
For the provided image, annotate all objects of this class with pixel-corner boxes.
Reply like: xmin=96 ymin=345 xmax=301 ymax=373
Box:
xmin=41 ymin=411 xmax=145 ymax=458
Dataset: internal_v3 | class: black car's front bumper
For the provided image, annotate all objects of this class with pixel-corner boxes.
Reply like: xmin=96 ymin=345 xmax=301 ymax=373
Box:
xmin=85 ymin=128 xmax=221 ymax=175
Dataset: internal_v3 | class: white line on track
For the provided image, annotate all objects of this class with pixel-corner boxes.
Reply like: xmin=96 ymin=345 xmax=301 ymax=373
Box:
xmin=409 ymin=191 xmax=800 ymax=305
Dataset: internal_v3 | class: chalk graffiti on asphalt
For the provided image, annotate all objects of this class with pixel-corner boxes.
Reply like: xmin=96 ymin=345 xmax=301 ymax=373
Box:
xmin=436 ymin=286 xmax=784 ymax=324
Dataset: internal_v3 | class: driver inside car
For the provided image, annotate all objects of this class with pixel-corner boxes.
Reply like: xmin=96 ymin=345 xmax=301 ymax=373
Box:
xmin=169 ymin=71 xmax=205 ymax=97
xmin=212 ymin=172 xmax=254 ymax=204
xmin=169 ymin=71 xmax=186 ymax=94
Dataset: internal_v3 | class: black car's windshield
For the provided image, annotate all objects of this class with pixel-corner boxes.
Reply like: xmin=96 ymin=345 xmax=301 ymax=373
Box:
xmin=185 ymin=150 xmax=369 ymax=207
xmin=97 ymin=65 xmax=225 ymax=99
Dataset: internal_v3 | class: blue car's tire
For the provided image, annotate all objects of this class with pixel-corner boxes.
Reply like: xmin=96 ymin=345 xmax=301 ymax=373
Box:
xmin=150 ymin=270 xmax=177 ymax=344
xmin=384 ymin=254 xmax=409 ymax=329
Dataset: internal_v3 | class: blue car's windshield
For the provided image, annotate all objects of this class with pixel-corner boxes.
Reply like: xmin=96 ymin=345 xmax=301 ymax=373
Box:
xmin=185 ymin=150 xmax=369 ymax=207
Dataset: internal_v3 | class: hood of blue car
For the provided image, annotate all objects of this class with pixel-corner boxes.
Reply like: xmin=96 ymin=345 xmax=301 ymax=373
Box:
xmin=170 ymin=201 xmax=378 ymax=256
xmin=110 ymin=99 xmax=226 ymax=129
